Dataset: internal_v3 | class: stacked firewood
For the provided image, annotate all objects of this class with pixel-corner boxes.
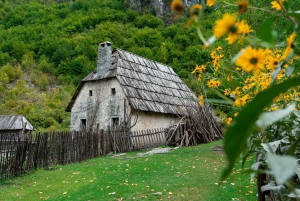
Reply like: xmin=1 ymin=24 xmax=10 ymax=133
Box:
xmin=165 ymin=103 xmax=224 ymax=147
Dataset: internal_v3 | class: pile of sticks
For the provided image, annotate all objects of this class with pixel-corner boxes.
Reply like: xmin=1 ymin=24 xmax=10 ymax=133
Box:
xmin=165 ymin=103 xmax=223 ymax=147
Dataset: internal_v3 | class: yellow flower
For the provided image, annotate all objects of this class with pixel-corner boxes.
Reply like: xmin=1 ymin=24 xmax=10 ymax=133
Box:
xmin=211 ymin=50 xmax=217 ymax=59
xmin=282 ymin=32 xmax=296 ymax=59
xmin=235 ymin=46 xmax=267 ymax=75
xmin=206 ymin=0 xmax=215 ymax=7
xmin=192 ymin=64 xmax=206 ymax=74
xmin=226 ymin=117 xmax=233 ymax=125
xmin=234 ymin=97 xmax=247 ymax=106
xmin=198 ymin=94 xmax=204 ymax=106
xmin=234 ymin=112 xmax=239 ymax=117
xmin=266 ymin=56 xmax=281 ymax=70
xmin=171 ymin=0 xmax=184 ymax=13
xmin=226 ymin=32 xmax=240 ymax=44
xmin=190 ymin=4 xmax=202 ymax=16
xmin=270 ymin=106 xmax=278 ymax=111
xmin=227 ymin=75 xmax=233 ymax=81
xmin=213 ymin=13 xmax=237 ymax=39
xmin=197 ymin=74 xmax=202 ymax=81
xmin=224 ymin=89 xmax=230 ymax=95
xmin=207 ymin=79 xmax=220 ymax=88
xmin=271 ymin=0 xmax=284 ymax=10
xmin=226 ymin=20 xmax=252 ymax=44
xmin=186 ymin=4 xmax=202 ymax=27
xmin=216 ymin=46 xmax=222 ymax=51
xmin=237 ymin=1 xmax=249 ymax=14
xmin=236 ymin=20 xmax=252 ymax=35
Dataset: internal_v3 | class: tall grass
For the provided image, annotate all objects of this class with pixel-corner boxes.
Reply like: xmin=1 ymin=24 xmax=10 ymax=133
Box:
xmin=1 ymin=140 xmax=257 ymax=200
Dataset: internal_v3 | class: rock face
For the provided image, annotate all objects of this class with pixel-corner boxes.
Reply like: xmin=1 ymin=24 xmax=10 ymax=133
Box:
xmin=128 ymin=0 xmax=201 ymax=18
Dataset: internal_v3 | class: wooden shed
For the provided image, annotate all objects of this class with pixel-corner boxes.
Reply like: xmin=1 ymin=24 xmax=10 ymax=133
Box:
xmin=0 ymin=115 xmax=34 ymax=141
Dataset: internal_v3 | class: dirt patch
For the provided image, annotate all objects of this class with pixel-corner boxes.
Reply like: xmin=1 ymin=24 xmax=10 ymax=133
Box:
xmin=211 ymin=145 xmax=225 ymax=154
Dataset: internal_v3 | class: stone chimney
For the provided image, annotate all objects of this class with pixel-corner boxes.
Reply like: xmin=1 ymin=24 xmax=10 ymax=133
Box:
xmin=97 ymin=41 xmax=112 ymax=77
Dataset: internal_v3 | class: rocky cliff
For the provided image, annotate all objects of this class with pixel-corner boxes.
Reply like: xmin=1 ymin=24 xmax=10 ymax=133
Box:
xmin=127 ymin=0 xmax=201 ymax=18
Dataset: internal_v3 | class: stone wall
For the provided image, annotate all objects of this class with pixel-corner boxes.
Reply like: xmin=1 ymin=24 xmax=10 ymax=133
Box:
xmin=70 ymin=78 xmax=129 ymax=131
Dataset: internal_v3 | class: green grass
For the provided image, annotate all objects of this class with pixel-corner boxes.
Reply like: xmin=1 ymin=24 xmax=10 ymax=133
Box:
xmin=1 ymin=140 xmax=257 ymax=200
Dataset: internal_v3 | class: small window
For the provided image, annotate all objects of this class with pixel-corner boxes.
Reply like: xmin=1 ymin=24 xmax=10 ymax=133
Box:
xmin=111 ymin=88 xmax=116 ymax=95
xmin=111 ymin=117 xmax=119 ymax=127
xmin=80 ymin=119 xmax=87 ymax=130
xmin=89 ymin=90 xmax=93 ymax=96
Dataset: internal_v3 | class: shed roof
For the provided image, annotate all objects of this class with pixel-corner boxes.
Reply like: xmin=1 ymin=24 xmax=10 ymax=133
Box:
xmin=0 ymin=115 xmax=34 ymax=130
xmin=66 ymin=48 xmax=198 ymax=115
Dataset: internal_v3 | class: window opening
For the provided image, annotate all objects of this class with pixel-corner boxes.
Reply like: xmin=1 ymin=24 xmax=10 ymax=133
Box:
xmin=111 ymin=117 xmax=119 ymax=127
xmin=89 ymin=90 xmax=93 ymax=96
xmin=80 ymin=119 xmax=87 ymax=130
xmin=111 ymin=88 xmax=116 ymax=95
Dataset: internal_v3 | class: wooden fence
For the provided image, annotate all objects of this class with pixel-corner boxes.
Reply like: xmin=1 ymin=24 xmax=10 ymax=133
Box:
xmin=0 ymin=128 xmax=166 ymax=179
xmin=111 ymin=128 xmax=165 ymax=153
xmin=0 ymin=130 xmax=110 ymax=179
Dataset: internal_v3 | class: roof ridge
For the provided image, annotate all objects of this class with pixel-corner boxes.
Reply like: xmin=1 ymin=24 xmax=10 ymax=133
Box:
xmin=114 ymin=48 xmax=177 ymax=75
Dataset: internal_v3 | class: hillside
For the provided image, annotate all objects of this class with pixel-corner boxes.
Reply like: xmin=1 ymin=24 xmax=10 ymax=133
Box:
xmin=0 ymin=0 xmax=213 ymax=131
xmin=0 ymin=0 xmax=291 ymax=131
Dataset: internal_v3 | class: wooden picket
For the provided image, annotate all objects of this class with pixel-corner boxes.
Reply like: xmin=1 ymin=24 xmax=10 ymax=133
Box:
xmin=0 ymin=130 xmax=108 ymax=179
xmin=0 ymin=127 xmax=167 ymax=179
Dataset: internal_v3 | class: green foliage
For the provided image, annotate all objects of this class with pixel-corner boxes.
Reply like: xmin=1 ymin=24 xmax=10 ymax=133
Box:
xmin=38 ymin=74 xmax=49 ymax=91
xmin=1 ymin=64 xmax=15 ymax=82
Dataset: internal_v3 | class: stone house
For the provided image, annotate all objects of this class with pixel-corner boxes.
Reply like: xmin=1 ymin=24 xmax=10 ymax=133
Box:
xmin=0 ymin=115 xmax=34 ymax=140
xmin=65 ymin=41 xmax=198 ymax=132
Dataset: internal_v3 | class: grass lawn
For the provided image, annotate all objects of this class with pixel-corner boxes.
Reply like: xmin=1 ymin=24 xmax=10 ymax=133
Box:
xmin=1 ymin=140 xmax=257 ymax=201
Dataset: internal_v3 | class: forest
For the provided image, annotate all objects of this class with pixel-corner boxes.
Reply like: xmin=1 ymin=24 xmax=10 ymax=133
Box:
xmin=0 ymin=0 xmax=296 ymax=131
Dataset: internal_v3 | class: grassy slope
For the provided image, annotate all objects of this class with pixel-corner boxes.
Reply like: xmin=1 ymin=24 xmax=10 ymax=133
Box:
xmin=1 ymin=141 xmax=257 ymax=201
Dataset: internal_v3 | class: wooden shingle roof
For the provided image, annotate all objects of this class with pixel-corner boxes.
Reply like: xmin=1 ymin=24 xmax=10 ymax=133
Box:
xmin=0 ymin=115 xmax=34 ymax=131
xmin=66 ymin=48 xmax=198 ymax=115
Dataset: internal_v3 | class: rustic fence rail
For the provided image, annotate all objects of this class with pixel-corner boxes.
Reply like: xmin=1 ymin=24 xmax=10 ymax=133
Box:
xmin=0 ymin=130 xmax=111 ymax=180
xmin=0 ymin=127 xmax=166 ymax=179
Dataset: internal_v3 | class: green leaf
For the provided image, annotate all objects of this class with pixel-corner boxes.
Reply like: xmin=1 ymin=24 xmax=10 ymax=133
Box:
xmin=287 ymin=137 xmax=300 ymax=156
xmin=256 ymin=102 xmax=296 ymax=128
xmin=287 ymin=11 xmax=300 ymax=19
xmin=222 ymin=77 xmax=300 ymax=180
xmin=266 ymin=153 xmax=298 ymax=185
xmin=283 ymin=1 xmax=290 ymax=11
xmin=258 ymin=17 xmax=278 ymax=44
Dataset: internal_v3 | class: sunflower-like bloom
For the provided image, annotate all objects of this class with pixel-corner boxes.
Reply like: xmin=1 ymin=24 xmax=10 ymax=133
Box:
xmin=271 ymin=0 xmax=284 ymax=10
xmin=266 ymin=56 xmax=281 ymax=70
xmin=226 ymin=117 xmax=232 ymax=125
xmin=237 ymin=20 xmax=252 ymax=35
xmin=213 ymin=13 xmax=237 ymax=38
xmin=190 ymin=4 xmax=202 ymax=15
xmin=224 ymin=89 xmax=231 ymax=95
xmin=282 ymin=32 xmax=297 ymax=59
xmin=171 ymin=0 xmax=184 ymax=13
xmin=226 ymin=20 xmax=252 ymax=44
xmin=206 ymin=0 xmax=215 ymax=7
xmin=191 ymin=64 xmax=206 ymax=74
xmin=235 ymin=46 xmax=267 ymax=74
xmin=207 ymin=79 xmax=221 ymax=88
xmin=237 ymin=1 xmax=248 ymax=14
xmin=185 ymin=4 xmax=202 ymax=27
xmin=216 ymin=46 xmax=222 ymax=51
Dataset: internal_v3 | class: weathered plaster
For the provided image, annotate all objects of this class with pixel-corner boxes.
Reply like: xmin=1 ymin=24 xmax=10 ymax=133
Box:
xmin=130 ymin=109 xmax=178 ymax=131
xmin=70 ymin=78 xmax=129 ymax=131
